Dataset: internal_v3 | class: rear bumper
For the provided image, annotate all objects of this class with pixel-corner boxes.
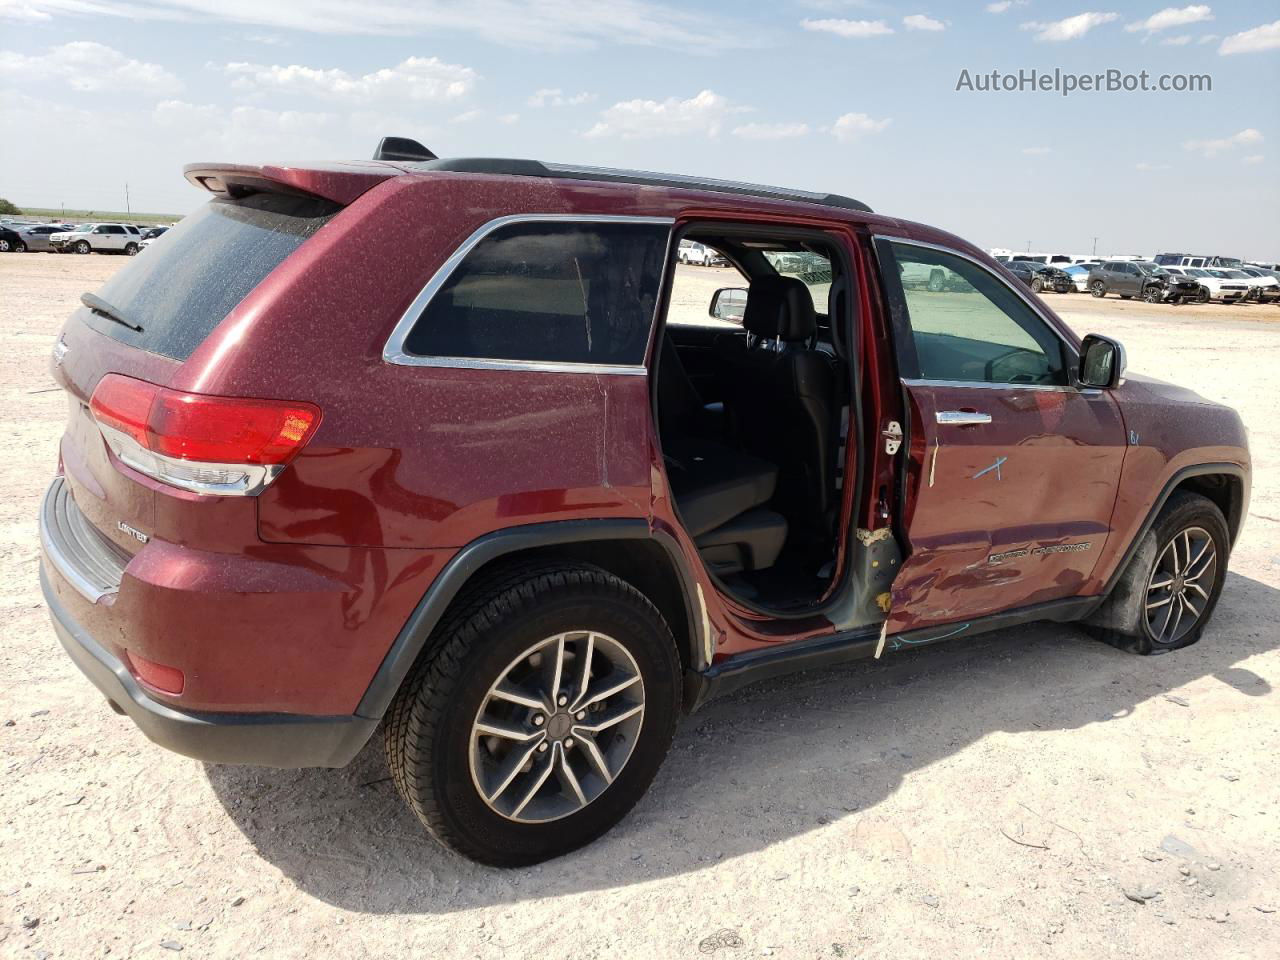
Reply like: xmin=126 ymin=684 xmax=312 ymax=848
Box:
xmin=42 ymin=564 xmax=377 ymax=768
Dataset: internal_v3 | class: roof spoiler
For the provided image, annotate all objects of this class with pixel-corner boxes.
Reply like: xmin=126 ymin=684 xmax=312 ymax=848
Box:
xmin=373 ymin=137 xmax=437 ymax=162
xmin=183 ymin=161 xmax=400 ymax=206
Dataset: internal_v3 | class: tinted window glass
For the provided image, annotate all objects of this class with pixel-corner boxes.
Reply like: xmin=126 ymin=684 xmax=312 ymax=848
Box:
xmin=881 ymin=240 xmax=1066 ymax=386
xmin=83 ymin=194 xmax=337 ymax=361
xmin=404 ymin=220 xmax=668 ymax=366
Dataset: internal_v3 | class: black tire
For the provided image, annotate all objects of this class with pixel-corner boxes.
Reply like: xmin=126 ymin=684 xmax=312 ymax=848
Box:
xmin=1143 ymin=286 xmax=1163 ymax=304
xmin=124 ymin=242 xmax=139 ymax=256
xmin=1196 ymin=287 xmax=1210 ymax=304
xmin=1091 ymin=281 xmax=1106 ymax=298
xmin=1119 ymin=293 xmax=1132 ymax=300
xmin=1086 ymin=491 xmax=1229 ymax=655
xmin=384 ymin=561 xmax=681 ymax=866
xmin=927 ymin=269 xmax=945 ymax=292
xmin=0 ymin=239 xmax=9 ymax=253
xmin=14 ymin=240 xmax=26 ymax=252
xmin=1030 ymin=277 xmax=1044 ymax=293
xmin=74 ymin=240 xmax=91 ymax=254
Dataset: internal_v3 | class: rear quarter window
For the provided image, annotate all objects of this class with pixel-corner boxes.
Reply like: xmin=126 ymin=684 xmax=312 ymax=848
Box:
xmin=399 ymin=219 xmax=670 ymax=368
xmin=82 ymin=194 xmax=337 ymax=361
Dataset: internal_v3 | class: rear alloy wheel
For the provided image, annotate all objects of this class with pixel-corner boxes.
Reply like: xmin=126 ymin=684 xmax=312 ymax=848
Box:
xmin=74 ymin=240 xmax=91 ymax=254
xmin=124 ymin=242 xmax=139 ymax=256
xmin=0 ymin=239 xmax=10 ymax=252
xmin=384 ymin=561 xmax=680 ymax=865
xmin=1091 ymin=281 xmax=1107 ymax=298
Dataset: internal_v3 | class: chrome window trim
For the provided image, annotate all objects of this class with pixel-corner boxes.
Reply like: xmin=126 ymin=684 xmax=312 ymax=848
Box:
xmin=901 ymin=377 xmax=1100 ymax=395
xmin=872 ymin=234 xmax=1081 ymax=386
xmin=382 ymin=213 xmax=675 ymax=374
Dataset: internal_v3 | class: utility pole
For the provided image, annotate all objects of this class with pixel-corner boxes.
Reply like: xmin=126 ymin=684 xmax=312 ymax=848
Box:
xmin=1091 ymin=236 xmax=1099 ymax=255
xmin=124 ymin=183 xmax=131 ymax=215
xmin=1026 ymin=240 xmax=1032 ymax=252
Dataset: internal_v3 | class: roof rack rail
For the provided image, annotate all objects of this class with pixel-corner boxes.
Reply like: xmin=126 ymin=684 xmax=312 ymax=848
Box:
xmin=397 ymin=156 xmax=873 ymax=213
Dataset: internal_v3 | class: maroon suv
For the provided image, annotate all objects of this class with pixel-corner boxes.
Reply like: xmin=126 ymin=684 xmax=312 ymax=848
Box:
xmin=40 ymin=145 xmax=1250 ymax=865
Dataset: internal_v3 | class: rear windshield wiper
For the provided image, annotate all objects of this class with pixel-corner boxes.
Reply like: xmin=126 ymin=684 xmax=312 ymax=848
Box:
xmin=80 ymin=292 xmax=143 ymax=332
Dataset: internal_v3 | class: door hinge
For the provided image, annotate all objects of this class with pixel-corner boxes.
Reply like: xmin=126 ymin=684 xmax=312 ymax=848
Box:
xmin=882 ymin=420 xmax=903 ymax=456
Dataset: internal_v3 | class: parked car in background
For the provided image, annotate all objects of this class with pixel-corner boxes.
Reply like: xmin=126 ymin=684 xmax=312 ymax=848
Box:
xmin=678 ymin=240 xmax=722 ymax=266
xmin=0 ymin=225 xmax=26 ymax=252
xmin=15 ymin=224 xmax=73 ymax=252
xmin=1168 ymin=267 xmax=1250 ymax=303
xmin=1007 ymin=259 xmax=1073 ymax=293
xmin=140 ymin=226 xmax=169 ymax=241
xmin=50 ymin=223 xmax=144 ymax=255
xmin=1063 ymin=263 xmax=1099 ymax=292
xmin=1088 ymin=260 xmax=1194 ymax=302
xmin=1230 ymin=268 xmax=1279 ymax=302
xmin=1154 ymin=252 xmax=1245 ymax=270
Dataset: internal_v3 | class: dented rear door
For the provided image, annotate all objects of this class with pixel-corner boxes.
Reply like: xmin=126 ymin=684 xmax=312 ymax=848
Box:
xmin=874 ymin=237 xmax=1127 ymax=632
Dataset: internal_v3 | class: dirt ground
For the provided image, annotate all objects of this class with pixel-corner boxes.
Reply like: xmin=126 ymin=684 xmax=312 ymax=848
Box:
xmin=2 ymin=254 xmax=1278 ymax=959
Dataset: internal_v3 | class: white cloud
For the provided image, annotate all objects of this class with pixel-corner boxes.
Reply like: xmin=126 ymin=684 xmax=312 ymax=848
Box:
xmin=830 ymin=112 xmax=891 ymax=141
xmin=1160 ymin=34 xmax=1193 ymax=45
xmin=0 ymin=0 xmax=751 ymax=53
xmin=903 ymin=14 xmax=945 ymax=32
xmin=1021 ymin=12 xmax=1119 ymax=42
xmin=1183 ymin=128 xmax=1263 ymax=157
xmin=0 ymin=40 xmax=181 ymax=94
xmin=450 ymin=109 xmax=482 ymax=123
xmin=1125 ymin=5 xmax=1213 ymax=34
xmin=732 ymin=122 xmax=810 ymax=140
xmin=986 ymin=1 xmax=1028 ymax=12
xmin=1135 ymin=161 xmax=1171 ymax=170
xmin=1242 ymin=154 xmax=1264 ymax=165
xmin=584 ymin=89 xmax=745 ymax=139
xmin=1197 ymin=33 xmax=1219 ymax=43
xmin=1021 ymin=146 xmax=1051 ymax=156
xmin=223 ymin=56 xmax=476 ymax=102
xmin=1219 ymin=20 xmax=1280 ymax=55
xmin=527 ymin=88 xmax=595 ymax=108
xmin=801 ymin=18 xmax=894 ymax=38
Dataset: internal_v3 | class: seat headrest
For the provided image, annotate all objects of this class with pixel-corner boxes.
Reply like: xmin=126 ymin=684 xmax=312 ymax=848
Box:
xmin=743 ymin=275 xmax=816 ymax=341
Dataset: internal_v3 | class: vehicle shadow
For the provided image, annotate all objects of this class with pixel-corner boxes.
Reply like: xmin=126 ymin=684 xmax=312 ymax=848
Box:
xmin=204 ymin=570 xmax=1276 ymax=914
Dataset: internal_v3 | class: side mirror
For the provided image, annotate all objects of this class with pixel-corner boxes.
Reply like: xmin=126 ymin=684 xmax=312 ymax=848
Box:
xmin=1079 ymin=334 xmax=1126 ymax=389
xmin=709 ymin=287 xmax=749 ymax=323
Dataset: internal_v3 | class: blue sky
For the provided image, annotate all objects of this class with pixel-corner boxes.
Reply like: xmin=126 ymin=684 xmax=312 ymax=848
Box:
xmin=1 ymin=1 xmax=1277 ymax=259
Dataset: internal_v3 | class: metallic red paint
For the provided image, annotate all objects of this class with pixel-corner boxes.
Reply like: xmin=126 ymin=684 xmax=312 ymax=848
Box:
xmin=42 ymin=161 xmax=1250 ymax=728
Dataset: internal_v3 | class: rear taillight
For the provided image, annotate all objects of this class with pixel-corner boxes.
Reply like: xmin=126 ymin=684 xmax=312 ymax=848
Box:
xmin=89 ymin=374 xmax=320 ymax=496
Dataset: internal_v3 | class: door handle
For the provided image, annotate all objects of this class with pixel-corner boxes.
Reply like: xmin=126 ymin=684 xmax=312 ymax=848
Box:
xmin=936 ymin=410 xmax=992 ymax=426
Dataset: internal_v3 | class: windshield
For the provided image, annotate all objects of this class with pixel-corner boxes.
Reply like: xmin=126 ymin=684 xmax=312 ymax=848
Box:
xmin=1186 ymin=269 xmax=1209 ymax=277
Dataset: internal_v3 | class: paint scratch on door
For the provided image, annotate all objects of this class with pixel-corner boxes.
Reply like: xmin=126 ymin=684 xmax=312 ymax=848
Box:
xmin=972 ymin=455 xmax=1007 ymax=481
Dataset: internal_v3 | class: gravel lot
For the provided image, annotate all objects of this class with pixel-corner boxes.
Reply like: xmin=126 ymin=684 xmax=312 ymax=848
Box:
xmin=2 ymin=254 xmax=1277 ymax=959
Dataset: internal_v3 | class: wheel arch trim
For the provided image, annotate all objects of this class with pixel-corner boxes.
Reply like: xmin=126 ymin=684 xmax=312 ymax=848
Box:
xmin=354 ymin=519 xmax=704 ymax=720
xmin=1102 ymin=461 xmax=1248 ymax=596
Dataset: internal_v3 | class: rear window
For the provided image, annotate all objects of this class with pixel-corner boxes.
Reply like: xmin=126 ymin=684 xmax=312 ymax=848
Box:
xmin=400 ymin=219 xmax=669 ymax=368
xmin=82 ymin=193 xmax=337 ymax=361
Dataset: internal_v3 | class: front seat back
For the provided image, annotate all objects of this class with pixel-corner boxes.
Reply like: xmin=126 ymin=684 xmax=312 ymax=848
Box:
xmin=716 ymin=275 xmax=837 ymax=543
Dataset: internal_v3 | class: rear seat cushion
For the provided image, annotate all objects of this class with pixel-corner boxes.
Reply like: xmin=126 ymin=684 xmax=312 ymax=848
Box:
xmin=665 ymin=440 xmax=778 ymax=538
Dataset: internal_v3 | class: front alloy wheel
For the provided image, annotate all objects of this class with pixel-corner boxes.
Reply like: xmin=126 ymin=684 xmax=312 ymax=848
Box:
xmin=469 ymin=630 xmax=645 ymax=823
xmin=1143 ymin=286 xmax=1163 ymax=304
xmin=1144 ymin=526 xmax=1217 ymax=646
xmin=1091 ymin=281 xmax=1106 ymax=298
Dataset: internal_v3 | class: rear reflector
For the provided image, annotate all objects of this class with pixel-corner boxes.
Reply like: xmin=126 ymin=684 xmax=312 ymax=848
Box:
xmin=90 ymin=374 xmax=320 ymax=496
xmin=124 ymin=650 xmax=185 ymax=695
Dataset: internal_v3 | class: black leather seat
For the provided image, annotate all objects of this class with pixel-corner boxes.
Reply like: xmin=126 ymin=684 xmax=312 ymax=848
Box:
xmin=715 ymin=275 xmax=838 ymax=541
xmin=658 ymin=339 xmax=788 ymax=575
